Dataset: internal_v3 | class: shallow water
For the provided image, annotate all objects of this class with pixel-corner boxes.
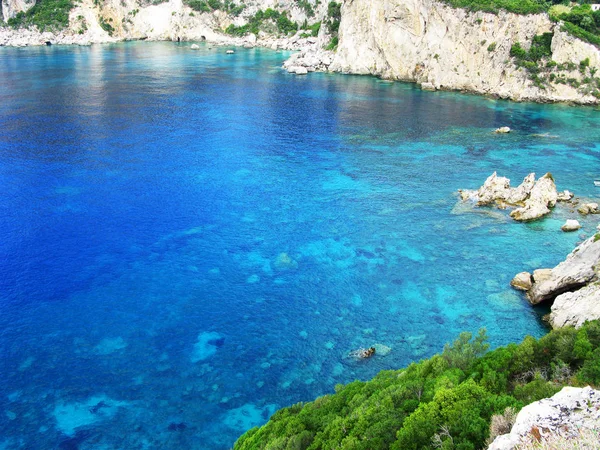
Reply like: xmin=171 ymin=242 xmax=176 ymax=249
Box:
xmin=0 ymin=41 xmax=599 ymax=449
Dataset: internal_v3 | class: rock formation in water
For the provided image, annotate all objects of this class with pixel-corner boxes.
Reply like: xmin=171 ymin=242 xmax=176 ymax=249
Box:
xmin=459 ymin=172 xmax=563 ymax=222
xmin=488 ymin=386 xmax=600 ymax=450
xmin=513 ymin=233 xmax=600 ymax=328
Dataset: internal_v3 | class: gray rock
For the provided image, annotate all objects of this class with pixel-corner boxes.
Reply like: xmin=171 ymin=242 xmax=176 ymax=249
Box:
xmin=421 ymin=82 xmax=436 ymax=91
xmin=557 ymin=190 xmax=574 ymax=202
xmin=578 ymin=202 xmax=599 ymax=215
xmin=527 ymin=235 xmax=600 ymax=305
xmin=488 ymin=386 xmax=600 ymax=450
xmin=549 ymin=283 xmax=600 ymax=328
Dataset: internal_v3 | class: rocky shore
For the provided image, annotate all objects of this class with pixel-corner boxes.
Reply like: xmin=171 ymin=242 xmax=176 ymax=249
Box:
xmin=3 ymin=0 xmax=600 ymax=104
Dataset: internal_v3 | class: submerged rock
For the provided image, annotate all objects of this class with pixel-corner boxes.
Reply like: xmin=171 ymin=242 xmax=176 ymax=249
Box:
xmin=578 ymin=202 xmax=599 ymax=215
xmin=488 ymin=386 xmax=600 ymax=450
xmin=549 ymin=283 xmax=600 ymax=328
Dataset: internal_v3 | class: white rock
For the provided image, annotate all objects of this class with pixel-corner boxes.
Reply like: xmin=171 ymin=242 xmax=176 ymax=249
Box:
xmin=549 ymin=283 xmax=600 ymax=328
xmin=421 ymin=82 xmax=436 ymax=91
xmin=527 ymin=234 xmax=600 ymax=305
xmin=510 ymin=173 xmax=558 ymax=222
xmin=2 ymin=0 xmax=35 ymax=21
xmin=190 ymin=44 xmax=200 ymax=50
xmin=557 ymin=190 xmax=574 ymax=202
xmin=488 ymin=386 xmax=600 ymax=449
xmin=561 ymin=219 xmax=581 ymax=232
xmin=226 ymin=50 xmax=235 ymax=54
xmin=495 ymin=126 xmax=511 ymax=133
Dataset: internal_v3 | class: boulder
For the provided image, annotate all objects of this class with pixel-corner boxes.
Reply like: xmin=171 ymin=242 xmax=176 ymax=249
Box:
xmin=190 ymin=44 xmax=200 ymax=50
xmin=549 ymin=283 xmax=600 ymax=328
xmin=488 ymin=386 xmax=600 ymax=450
xmin=494 ymin=126 xmax=511 ymax=133
xmin=420 ymin=82 xmax=436 ymax=91
xmin=226 ymin=50 xmax=235 ymax=54
xmin=288 ymin=66 xmax=308 ymax=75
xmin=532 ymin=268 xmax=553 ymax=284
xmin=510 ymin=272 xmax=532 ymax=291
xmin=556 ymin=190 xmax=574 ymax=202
xmin=578 ymin=202 xmax=599 ymax=215
xmin=561 ymin=219 xmax=581 ymax=232
xmin=527 ymin=235 xmax=600 ymax=305
xmin=509 ymin=173 xmax=558 ymax=222
xmin=505 ymin=173 xmax=536 ymax=204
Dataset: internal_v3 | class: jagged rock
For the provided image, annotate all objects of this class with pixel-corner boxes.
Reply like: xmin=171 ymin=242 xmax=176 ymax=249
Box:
xmin=561 ymin=219 xmax=581 ymax=232
xmin=505 ymin=173 xmax=536 ymax=204
xmin=420 ymin=82 xmax=436 ymax=91
xmin=488 ymin=386 xmax=600 ymax=450
xmin=526 ymin=235 xmax=600 ymax=305
xmin=459 ymin=172 xmax=557 ymax=222
xmin=557 ymin=190 xmax=574 ymax=202
xmin=510 ymin=272 xmax=532 ymax=291
xmin=549 ymin=283 xmax=600 ymax=328
xmin=288 ymin=66 xmax=308 ymax=75
xmin=578 ymin=202 xmax=599 ymax=215
xmin=494 ymin=126 xmax=511 ymax=133
xmin=509 ymin=173 xmax=558 ymax=222
xmin=190 ymin=44 xmax=200 ymax=50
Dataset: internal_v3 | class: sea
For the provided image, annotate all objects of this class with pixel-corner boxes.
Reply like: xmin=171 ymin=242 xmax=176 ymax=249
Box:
xmin=0 ymin=41 xmax=599 ymax=449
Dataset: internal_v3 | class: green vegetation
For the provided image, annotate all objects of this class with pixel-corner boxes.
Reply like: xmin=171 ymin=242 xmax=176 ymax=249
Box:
xmin=183 ymin=0 xmax=245 ymax=16
xmin=295 ymin=0 xmax=316 ymax=18
xmin=99 ymin=16 xmax=115 ymax=36
xmin=225 ymin=8 xmax=297 ymax=37
xmin=324 ymin=1 xmax=341 ymax=50
xmin=6 ymin=0 xmax=74 ymax=31
xmin=235 ymin=320 xmax=600 ymax=450
xmin=440 ymin=0 xmax=547 ymax=15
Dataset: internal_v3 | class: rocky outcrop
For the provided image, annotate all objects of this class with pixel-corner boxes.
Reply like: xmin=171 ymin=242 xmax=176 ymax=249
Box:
xmin=2 ymin=0 xmax=35 ymax=22
xmin=488 ymin=386 xmax=600 ymax=450
xmin=524 ymin=234 xmax=600 ymax=306
xmin=459 ymin=172 xmax=559 ymax=221
xmin=549 ymin=283 xmax=600 ymax=328
xmin=330 ymin=0 xmax=600 ymax=104
xmin=510 ymin=272 xmax=532 ymax=291
xmin=509 ymin=173 xmax=558 ymax=222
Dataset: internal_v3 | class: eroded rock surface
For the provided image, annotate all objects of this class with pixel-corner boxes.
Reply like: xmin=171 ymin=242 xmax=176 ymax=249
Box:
xmin=488 ymin=386 xmax=600 ymax=450
xmin=549 ymin=283 xmax=600 ymax=329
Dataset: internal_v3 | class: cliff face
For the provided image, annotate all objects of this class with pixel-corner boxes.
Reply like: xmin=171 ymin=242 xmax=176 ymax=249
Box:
xmin=2 ymin=0 xmax=35 ymax=21
xmin=0 ymin=0 xmax=328 ymax=46
xmin=330 ymin=0 xmax=600 ymax=104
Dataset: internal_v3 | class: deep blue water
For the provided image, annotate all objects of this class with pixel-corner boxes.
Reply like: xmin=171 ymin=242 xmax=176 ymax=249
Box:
xmin=0 ymin=41 xmax=599 ymax=449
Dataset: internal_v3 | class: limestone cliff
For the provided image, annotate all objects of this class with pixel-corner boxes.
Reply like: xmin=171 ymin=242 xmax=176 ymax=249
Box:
xmin=2 ymin=0 xmax=35 ymax=22
xmin=330 ymin=0 xmax=600 ymax=104
xmin=0 ymin=0 xmax=328 ymax=47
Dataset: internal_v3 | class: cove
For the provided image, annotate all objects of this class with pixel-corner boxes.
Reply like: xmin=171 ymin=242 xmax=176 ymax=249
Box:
xmin=0 ymin=41 xmax=599 ymax=449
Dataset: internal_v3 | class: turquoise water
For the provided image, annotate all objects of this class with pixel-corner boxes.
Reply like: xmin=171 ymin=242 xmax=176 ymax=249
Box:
xmin=0 ymin=41 xmax=599 ymax=449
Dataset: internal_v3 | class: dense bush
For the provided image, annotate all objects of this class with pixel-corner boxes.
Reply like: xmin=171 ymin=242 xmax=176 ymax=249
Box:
xmin=235 ymin=320 xmax=600 ymax=450
xmin=225 ymin=8 xmax=297 ymax=36
xmin=6 ymin=0 xmax=73 ymax=31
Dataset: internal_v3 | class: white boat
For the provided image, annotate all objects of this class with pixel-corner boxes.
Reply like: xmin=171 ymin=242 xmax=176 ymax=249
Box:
xmin=595 ymin=180 xmax=600 ymax=187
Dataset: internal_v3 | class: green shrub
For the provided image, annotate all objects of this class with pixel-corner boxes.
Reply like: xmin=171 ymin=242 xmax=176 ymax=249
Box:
xmin=234 ymin=321 xmax=600 ymax=450
xmin=6 ymin=0 xmax=74 ymax=31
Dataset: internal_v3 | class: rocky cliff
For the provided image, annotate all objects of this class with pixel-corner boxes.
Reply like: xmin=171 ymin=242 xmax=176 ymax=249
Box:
xmin=0 ymin=0 xmax=328 ymax=47
xmin=1 ymin=0 xmax=35 ymax=22
xmin=3 ymin=0 xmax=600 ymax=104
xmin=330 ymin=0 xmax=600 ymax=104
